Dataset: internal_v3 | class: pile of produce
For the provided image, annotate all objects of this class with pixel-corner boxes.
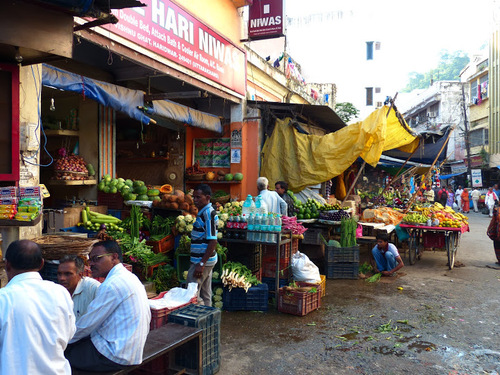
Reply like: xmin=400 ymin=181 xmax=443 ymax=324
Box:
xmin=340 ymin=217 xmax=358 ymax=247
xmin=410 ymin=202 xmax=468 ymax=228
xmin=174 ymin=214 xmax=196 ymax=234
xmin=319 ymin=202 xmax=350 ymax=211
xmin=401 ymin=212 xmax=428 ymax=225
xmin=154 ymin=189 xmax=199 ymax=216
xmin=212 ymin=287 xmax=223 ymax=309
xmin=98 ymin=175 xmax=161 ymax=202
xmin=185 ymin=161 xmax=205 ymax=179
xmin=217 ymin=201 xmax=242 ymax=216
xmin=281 ymin=216 xmax=307 ymax=239
xmin=79 ymin=207 xmax=123 ymax=232
xmin=295 ymin=198 xmax=321 ymax=219
xmin=53 ymin=152 xmax=90 ymax=180
xmin=221 ymin=261 xmax=261 ymax=292
xmin=319 ymin=210 xmax=350 ymax=221
xmin=148 ymin=216 xmax=175 ymax=241
xmin=362 ymin=207 xmax=405 ymax=225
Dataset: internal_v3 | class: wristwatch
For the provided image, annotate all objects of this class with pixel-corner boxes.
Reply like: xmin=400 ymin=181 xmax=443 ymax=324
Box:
xmin=199 ymin=262 xmax=205 ymax=267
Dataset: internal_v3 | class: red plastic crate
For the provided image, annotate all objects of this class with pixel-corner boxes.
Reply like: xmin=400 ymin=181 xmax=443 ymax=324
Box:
xmin=97 ymin=192 xmax=124 ymax=210
xmin=423 ymin=232 xmax=446 ymax=248
xmin=146 ymin=235 xmax=174 ymax=254
xmin=253 ymin=268 xmax=262 ymax=282
xmin=83 ymin=263 xmax=132 ymax=283
xmin=292 ymin=238 xmax=299 ymax=254
xmin=278 ymin=287 xmax=321 ymax=316
xmin=262 ymin=242 xmax=291 ymax=259
xmin=262 ymin=256 xmax=290 ymax=279
xmin=296 ymin=275 xmax=326 ymax=298
xmin=149 ymin=291 xmax=198 ymax=330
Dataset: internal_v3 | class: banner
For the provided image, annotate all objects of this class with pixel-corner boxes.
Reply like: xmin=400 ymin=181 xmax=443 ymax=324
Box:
xmin=106 ymin=1 xmax=246 ymax=95
xmin=248 ymin=0 xmax=283 ymax=40
xmin=194 ymin=138 xmax=230 ymax=167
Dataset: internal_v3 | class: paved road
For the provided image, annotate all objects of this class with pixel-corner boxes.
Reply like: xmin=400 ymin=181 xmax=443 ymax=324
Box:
xmin=220 ymin=212 xmax=500 ymax=375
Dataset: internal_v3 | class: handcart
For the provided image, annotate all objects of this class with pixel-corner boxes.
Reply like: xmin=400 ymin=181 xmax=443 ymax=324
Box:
xmin=398 ymin=223 xmax=469 ymax=270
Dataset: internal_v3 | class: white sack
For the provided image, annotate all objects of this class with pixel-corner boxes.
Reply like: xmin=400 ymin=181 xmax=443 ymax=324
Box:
xmin=291 ymin=251 xmax=321 ymax=283
xmin=149 ymin=282 xmax=198 ymax=310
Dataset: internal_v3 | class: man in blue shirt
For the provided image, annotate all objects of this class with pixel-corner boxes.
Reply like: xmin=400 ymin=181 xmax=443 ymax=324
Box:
xmin=187 ymin=184 xmax=218 ymax=306
xmin=372 ymin=233 xmax=404 ymax=276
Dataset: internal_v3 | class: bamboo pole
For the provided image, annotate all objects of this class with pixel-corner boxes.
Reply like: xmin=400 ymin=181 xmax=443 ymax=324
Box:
xmin=341 ymin=161 xmax=366 ymax=205
xmin=403 ymin=127 xmax=455 ymax=213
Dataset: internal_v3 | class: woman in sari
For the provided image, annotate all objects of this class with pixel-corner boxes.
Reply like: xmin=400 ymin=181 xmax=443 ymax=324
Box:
xmin=487 ymin=209 xmax=500 ymax=264
xmin=461 ymin=188 xmax=470 ymax=213
xmin=446 ymin=186 xmax=454 ymax=208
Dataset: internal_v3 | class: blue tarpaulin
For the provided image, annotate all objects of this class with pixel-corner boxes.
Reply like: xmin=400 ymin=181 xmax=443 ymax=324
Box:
xmin=42 ymin=64 xmax=152 ymax=125
xmin=440 ymin=171 xmax=466 ymax=180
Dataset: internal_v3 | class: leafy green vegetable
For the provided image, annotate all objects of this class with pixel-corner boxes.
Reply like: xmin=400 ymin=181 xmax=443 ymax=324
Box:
xmin=148 ymin=264 xmax=178 ymax=293
xmin=366 ymin=273 xmax=382 ymax=283
xmin=359 ymin=262 xmax=373 ymax=274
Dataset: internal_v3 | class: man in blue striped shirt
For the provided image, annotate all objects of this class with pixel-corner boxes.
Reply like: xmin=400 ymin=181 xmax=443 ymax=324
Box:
xmin=187 ymin=184 xmax=218 ymax=306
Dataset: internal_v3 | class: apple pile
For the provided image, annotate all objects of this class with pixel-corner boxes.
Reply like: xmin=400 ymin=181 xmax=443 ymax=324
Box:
xmin=54 ymin=153 xmax=88 ymax=180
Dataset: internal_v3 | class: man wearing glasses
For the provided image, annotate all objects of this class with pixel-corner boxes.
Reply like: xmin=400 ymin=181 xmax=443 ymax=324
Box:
xmin=65 ymin=240 xmax=151 ymax=372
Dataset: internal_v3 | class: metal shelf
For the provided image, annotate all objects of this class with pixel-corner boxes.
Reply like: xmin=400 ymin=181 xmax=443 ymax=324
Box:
xmin=46 ymin=179 xmax=97 ymax=186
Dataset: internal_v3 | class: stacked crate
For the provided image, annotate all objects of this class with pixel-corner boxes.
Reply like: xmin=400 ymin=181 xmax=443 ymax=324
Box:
xmin=225 ymin=243 xmax=262 ymax=281
xmin=261 ymin=242 xmax=292 ymax=293
xmin=168 ymin=304 xmax=221 ymax=375
xmin=326 ymin=245 xmax=359 ymax=279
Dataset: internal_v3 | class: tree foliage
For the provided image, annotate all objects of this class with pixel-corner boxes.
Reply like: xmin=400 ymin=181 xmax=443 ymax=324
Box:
xmin=401 ymin=50 xmax=470 ymax=92
xmin=335 ymin=102 xmax=360 ymax=124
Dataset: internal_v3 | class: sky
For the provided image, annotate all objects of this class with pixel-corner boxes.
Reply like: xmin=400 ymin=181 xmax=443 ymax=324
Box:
xmin=282 ymin=0 xmax=493 ymax=107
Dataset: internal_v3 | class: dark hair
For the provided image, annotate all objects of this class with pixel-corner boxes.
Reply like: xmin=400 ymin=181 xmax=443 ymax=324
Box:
xmin=59 ymin=255 xmax=85 ymax=273
xmin=92 ymin=240 xmax=123 ymax=262
xmin=376 ymin=233 xmax=389 ymax=242
xmin=275 ymin=181 xmax=288 ymax=190
xmin=5 ymin=240 xmax=43 ymax=270
xmin=194 ymin=183 xmax=212 ymax=196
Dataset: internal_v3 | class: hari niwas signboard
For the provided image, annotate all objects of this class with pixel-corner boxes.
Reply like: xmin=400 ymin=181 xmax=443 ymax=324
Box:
xmin=248 ymin=0 xmax=283 ymax=40
xmin=106 ymin=0 xmax=246 ymax=95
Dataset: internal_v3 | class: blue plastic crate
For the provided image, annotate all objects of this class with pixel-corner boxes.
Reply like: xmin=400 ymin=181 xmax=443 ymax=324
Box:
xmin=107 ymin=209 xmax=122 ymax=219
xmin=222 ymin=283 xmax=268 ymax=312
xmin=168 ymin=305 xmax=220 ymax=375
xmin=327 ymin=262 xmax=359 ymax=279
xmin=60 ymin=226 xmax=97 ymax=238
xmin=261 ymin=277 xmax=288 ymax=293
xmin=326 ymin=245 xmax=360 ymax=263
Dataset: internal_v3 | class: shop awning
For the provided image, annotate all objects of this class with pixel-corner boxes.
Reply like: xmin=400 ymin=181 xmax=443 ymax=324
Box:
xmin=261 ymin=105 xmax=420 ymax=192
xmin=440 ymin=171 xmax=466 ymax=180
xmin=142 ymin=100 xmax=222 ymax=133
xmin=41 ymin=64 xmax=152 ymax=125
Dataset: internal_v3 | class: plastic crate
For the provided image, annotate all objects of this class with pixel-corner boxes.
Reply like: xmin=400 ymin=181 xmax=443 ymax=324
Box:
xmin=146 ymin=234 xmax=175 ymax=254
xmin=149 ymin=291 xmax=198 ymax=330
xmin=226 ymin=243 xmax=261 ymax=273
xmin=262 ymin=242 xmax=291 ymax=260
xmin=176 ymin=254 xmax=223 ymax=283
xmin=302 ymin=228 xmax=327 ymax=245
xmin=327 ymin=262 xmax=359 ymax=279
xmin=168 ymin=305 xmax=221 ymax=375
xmin=261 ymin=277 xmax=288 ymax=293
xmin=97 ymin=192 xmax=124 ymax=210
xmin=60 ymin=226 xmax=97 ymax=238
xmin=39 ymin=260 xmax=59 ymax=283
xmin=107 ymin=209 xmax=122 ymax=219
xmin=278 ymin=287 xmax=321 ymax=316
xmin=295 ymin=275 xmax=326 ymax=298
xmin=262 ymin=256 xmax=291 ymax=279
xmin=326 ymin=245 xmax=360 ymax=263
xmin=423 ymin=232 xmax=446 ymax=248
xmin=292 ymin=238 xmax=299 ymax=254
xmin=222 ymin=283 xmax=268 ymax=311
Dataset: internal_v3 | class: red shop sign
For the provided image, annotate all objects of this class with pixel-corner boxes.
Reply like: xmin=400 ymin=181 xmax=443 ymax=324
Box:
xmin=106 ymin=0 xmax=246 ymax=95
xmin=248 ymin=0 xmax=283 ymax=40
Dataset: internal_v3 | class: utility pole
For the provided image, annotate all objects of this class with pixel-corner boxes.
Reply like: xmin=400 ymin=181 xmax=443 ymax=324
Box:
xmin=461 ymin=83 xmax=472 ymax=187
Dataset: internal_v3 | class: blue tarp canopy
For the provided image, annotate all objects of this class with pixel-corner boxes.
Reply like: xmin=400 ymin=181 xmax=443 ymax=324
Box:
xmin=440 ymin=171 xmax=466 ymax=180
xmin=42 ymin=64 xmax=152 ymax=124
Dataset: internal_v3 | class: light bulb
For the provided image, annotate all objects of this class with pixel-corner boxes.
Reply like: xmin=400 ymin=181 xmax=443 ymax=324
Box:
xmin=49 ymin=98 xmax=55 ymax=111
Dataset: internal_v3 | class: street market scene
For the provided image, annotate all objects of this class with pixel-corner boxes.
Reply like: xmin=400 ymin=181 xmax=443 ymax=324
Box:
xmin=0 ymin=0 xmax=499 ymax=374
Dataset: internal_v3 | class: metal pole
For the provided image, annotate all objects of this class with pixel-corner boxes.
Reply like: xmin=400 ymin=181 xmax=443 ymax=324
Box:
xmin=461 ymin=83 xmax=472 ymax=186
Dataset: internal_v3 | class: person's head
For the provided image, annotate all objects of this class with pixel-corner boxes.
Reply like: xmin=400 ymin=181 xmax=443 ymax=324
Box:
xmin=489 ymin=186 xmax=493 ymax=191
xmin=4 ymin=239 xmax=44 ymax=281
xmin=193 ymin=183 xmax=212 ymax=210
xmin=57 ymin=255 xmax=85 ymax=295
xmin=257 ymin=177 xmax=269 ymax=192
xmin=448 ymin=186 xmax=453 ymax=191
xmin=88 ymin=240 xmax=122 ymax=279
xmin=463 ymin=188 xmax=468 ymax=192
xmin=376 ymin=233 xmax=389 ymax=248
xmin=275 ymin=181 xmax=288 ymax=196
xmin=458 ymin=185 xmax=462 ymax=189
xmin=494 ymin=184 xmax=498 ymax=190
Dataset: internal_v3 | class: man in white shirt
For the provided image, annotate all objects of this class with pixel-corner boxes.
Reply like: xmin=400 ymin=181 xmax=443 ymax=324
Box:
xmin=65 ymin=240 xmax=151 ymax=372
xmin=455 ymin=185 xmax=464 ymax=212
xmin=0 ymin=239 xmax=75 ymax=375
xmin=471 ymin=188 xmax=481 ymax=213
xmin=57 ymin=255 xmax=100 ymax=322
xmin=257 ymin=176 xmax=287 ymax=215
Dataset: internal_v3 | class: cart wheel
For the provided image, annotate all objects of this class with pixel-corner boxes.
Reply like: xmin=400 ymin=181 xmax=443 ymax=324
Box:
xmin=447 ymin=232 xmax=456 ymax=270
xmin=408 ymin=235 xmax=418 ymax=265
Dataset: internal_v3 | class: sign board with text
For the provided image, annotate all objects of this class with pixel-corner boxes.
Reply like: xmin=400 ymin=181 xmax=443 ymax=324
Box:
xmin=194 ymin=138 xmax=230 ymax=168
xmin=106 ymin=1 xmax=246 ymax=95
xmin=248 ymin=0 xmax=283 ymax=40
xmin=471 ymin=169 xmax=482 ymax=187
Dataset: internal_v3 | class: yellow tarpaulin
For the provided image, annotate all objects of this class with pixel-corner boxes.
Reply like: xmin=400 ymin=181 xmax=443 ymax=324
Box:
xmin=261 ymin=106 xmax=419 ymax=192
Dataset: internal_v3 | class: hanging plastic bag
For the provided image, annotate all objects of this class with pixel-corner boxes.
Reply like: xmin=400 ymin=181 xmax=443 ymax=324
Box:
xmin=291 ymin=251 xmax=321 ymax=283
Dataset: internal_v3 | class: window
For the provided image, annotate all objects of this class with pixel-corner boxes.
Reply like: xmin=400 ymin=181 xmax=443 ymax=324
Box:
xmin=366 ymin=87 xmax=373 ymax=106
xmin=376 ymin=101 xmax=383 ymax=107
xmin=366 ymin=41 xmax=373 ymax=60
xmin=469 ymin=128 xmax=488 ymax=147
xmin=375 ymin=42 xmax=381 ymax=50
xmin=480 ymin=74 xmax=488 ymax=98
xmin=375 ymin=87 xmax=381 ymax=93
xmin=470 ymin=73 xmax=489 ymax=103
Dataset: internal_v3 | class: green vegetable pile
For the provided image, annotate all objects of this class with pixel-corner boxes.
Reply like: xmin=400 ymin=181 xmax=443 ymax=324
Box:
xmin=366 ymin=273 xmax=382 ymax=283
xmin=148 ymin=264 xmax=179 ymax=293
xmin=340 ymin=217 xmax=357 ymax=247
xmin=149 ymin=216 xmax=175 ymax=241
xmin=222 ymin=262 xmax=261 ymax=292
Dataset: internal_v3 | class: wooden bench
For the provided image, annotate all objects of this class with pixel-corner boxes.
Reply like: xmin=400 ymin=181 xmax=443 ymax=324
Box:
xmin=72 ymin=323 xmax=202 ymax=375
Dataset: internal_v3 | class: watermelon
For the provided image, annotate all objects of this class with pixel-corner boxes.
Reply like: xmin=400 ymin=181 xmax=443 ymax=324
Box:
xmin=124 ymin=179 xmax=133 ymax=187
xmin=134 ymin=185 xmax=148 ymax=195
xmin=137 ymin=194 xmax=149 ymax=201
xmin=147 ymin=189 xmax=160 ymax=197
xmin=224 ymin=173 xmax=233 ymax=181
xmin=233 ymin=173 xmax=243 ymax=181
xmin=133 ymin=180 xmax=145 ymax=188
xmin=124 ymin=193 xmax=137 ymax=201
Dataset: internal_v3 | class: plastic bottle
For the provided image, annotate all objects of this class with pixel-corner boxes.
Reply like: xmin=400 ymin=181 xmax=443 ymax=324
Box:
xmin=247 ymin=214 xmax=254 ymax=241
xmin=254 ymin=214 xmax=262 ymax=242
xmin=242 ymin=195 xmax=256 ymax=216
xmin=255 ymin=195 xmax=268 ymax=215
xmin=262 ymin=214 xmax=270 ymax=243
xmin=234 ymin=215 xmax=241 ymax=239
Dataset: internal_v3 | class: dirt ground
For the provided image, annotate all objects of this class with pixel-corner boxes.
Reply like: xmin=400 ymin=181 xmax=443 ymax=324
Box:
xmin=219 ymin=212 xmax=500 ymax=375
